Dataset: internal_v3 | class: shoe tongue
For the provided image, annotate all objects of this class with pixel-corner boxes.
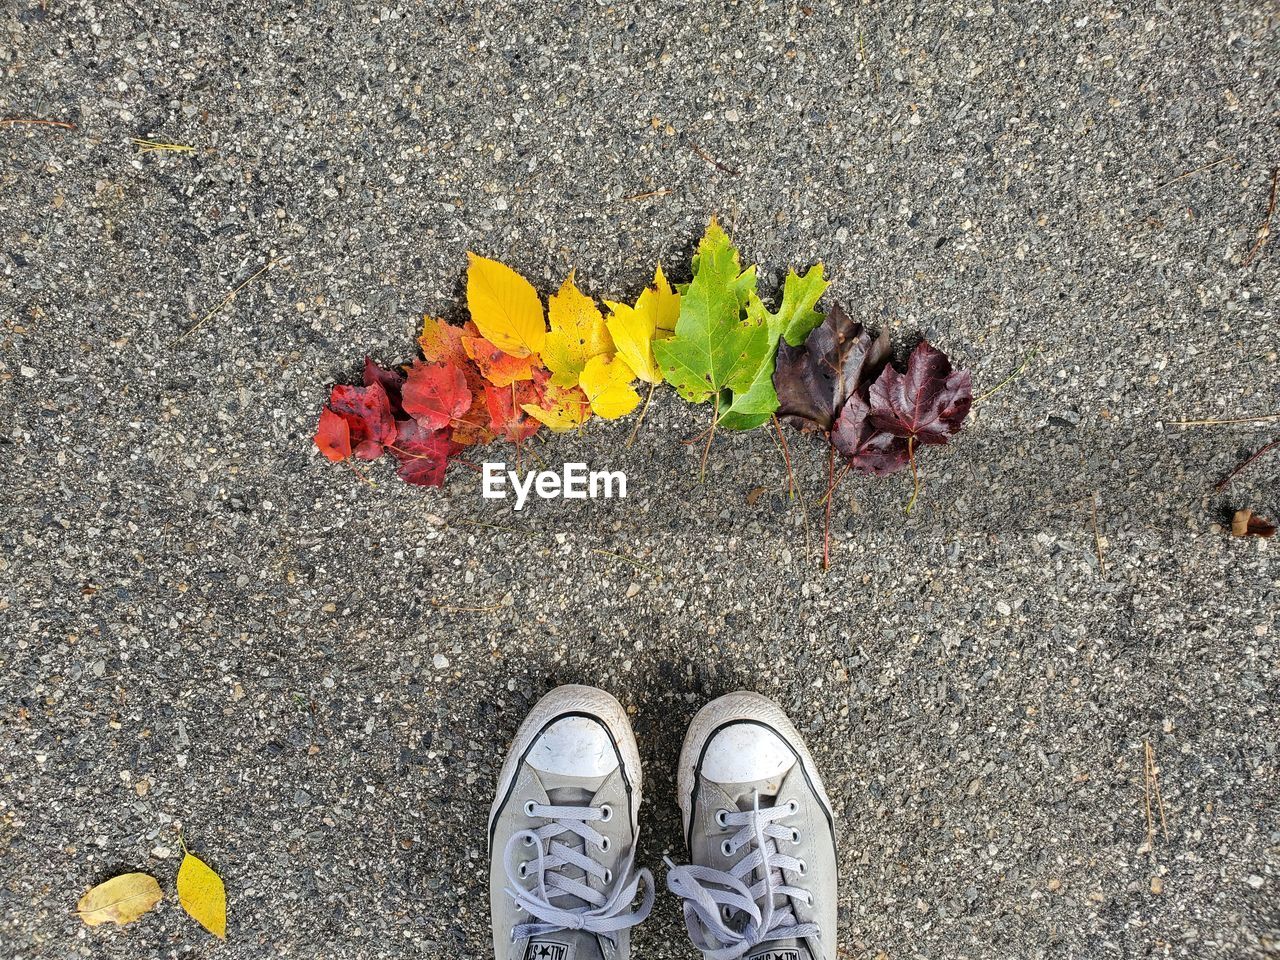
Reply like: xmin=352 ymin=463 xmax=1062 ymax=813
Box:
xmin=522 ymin=932 xmax=604 ymax=960
xmin=539 ymin=771 xmax=609 ymax=806
xmin=745 ymin=945 xmax=812 ymax=960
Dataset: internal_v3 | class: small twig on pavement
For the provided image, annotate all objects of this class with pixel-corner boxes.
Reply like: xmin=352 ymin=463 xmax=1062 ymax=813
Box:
xmin=1156 ymin=155 xmax=1235 ymax=191
xmin=1 ymin=117 xmax=76 ymax=130
xmin=590 ymin=548 xmax=661 ymax=576
xmin=1172 ymin=412 xmax=1280 ymax=427
xmin=1089 ymin=490 xmax=1105 ymax=573
xmin=1214 ymin=438 xmax=1280 ymax=491
xmin=1143 ymin=740 xmax=1169 ymax=853
xmin=974 ymin=347 xmax=1040 ymax=405
xmin=688 ymin=139 xmax=740 ymax=176
xmin=131 ymin=137 xmax=195 ymax=154
xmin=453 ymin=519 xmax=540 ymax=540
xmin=1243 ymin=167 xmax=1278 ymax=266
xmin=619 ymin=188 xmax=672 ymax=202
xmin=173 ymin=256 xmax=289 ymax=344
xmin=430 ymin=599 xmax=503 ymax=614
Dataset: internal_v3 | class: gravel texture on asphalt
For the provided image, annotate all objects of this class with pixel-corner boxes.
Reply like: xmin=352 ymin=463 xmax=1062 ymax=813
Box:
xmin=2 ymin=1 xmax=1278 ymax=958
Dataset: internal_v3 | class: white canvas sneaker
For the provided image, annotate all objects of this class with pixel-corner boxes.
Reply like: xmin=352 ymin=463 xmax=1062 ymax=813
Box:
xmin=489 ymin=686 xmax=654 ymax=960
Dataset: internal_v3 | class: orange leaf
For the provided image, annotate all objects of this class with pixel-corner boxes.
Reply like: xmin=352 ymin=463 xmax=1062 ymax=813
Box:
xmin=463 ymin=336 xmax=537 ymax=388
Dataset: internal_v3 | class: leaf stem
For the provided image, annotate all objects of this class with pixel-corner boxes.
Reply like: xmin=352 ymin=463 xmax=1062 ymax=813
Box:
xmin=823 ymin=444 xmax=836 ymax=571
xmin=627 ymin=381 xmax=657 ymax=448
xmin=699 ymin=397 xmax=719 ymax=481
xmin=904 ymin=436 xmax=921 ymax=515
xmin=343 ymin=461 xmax=377 ymax=487
xmin=816 ymin=463 xmax=852 ymax=508
xmin=772 ymin=415 xmax=796 ymax=500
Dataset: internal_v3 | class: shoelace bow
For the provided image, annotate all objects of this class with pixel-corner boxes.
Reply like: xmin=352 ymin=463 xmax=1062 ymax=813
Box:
xmin=504 ymin=800 xmax=654 ymax=944
xmin=666 ymin=791 xmax=820 ymax=960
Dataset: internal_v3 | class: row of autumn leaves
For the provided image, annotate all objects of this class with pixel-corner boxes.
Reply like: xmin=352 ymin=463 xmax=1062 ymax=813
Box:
xmin=314 ymin=220 xmax=972 ymax=496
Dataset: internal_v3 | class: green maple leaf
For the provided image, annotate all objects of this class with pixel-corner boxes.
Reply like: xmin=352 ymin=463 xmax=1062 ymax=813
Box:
xmin=717 ymin=264 xmax=829 ymax=431
xmin=653 ymin=221 xmax=761 ymax=407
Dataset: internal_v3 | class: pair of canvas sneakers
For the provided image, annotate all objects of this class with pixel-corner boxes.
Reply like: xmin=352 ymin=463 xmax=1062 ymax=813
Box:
xmin=489 ymin=685 xmax=837 ymax=960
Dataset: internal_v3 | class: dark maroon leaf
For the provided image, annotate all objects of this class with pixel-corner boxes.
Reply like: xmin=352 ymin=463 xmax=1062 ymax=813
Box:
xmin=328 ymin=381 xmax=396 ymax=460
xmin=774 ymin=303 xmax=892 ymax=434
xmin=390 ymin=419 xmax=458 ymax=487
xmin=868 ymin=340 xmax=972 ymax=445
xmin=832 ymin=394 xmax=910 ymax=476
xmin=363 ymin=356 xmax=405 ymax=418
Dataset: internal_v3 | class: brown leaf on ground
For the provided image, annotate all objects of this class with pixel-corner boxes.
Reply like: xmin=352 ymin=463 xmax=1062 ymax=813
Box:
xmin=1231 ymin=508 xmax=1276 ymax=538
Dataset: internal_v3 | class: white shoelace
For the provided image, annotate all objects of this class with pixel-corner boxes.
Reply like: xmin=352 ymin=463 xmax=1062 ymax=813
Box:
xmin=666 ymin=792 xmax=819 ymax=960
xmin=503 ymin=800 xmax=654 ymax=944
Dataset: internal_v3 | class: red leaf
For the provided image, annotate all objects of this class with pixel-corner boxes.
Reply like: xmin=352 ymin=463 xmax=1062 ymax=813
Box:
xmin=313 ymin=407 xmax=352 ymax=462
xmin=484 ymin=377 xmax=544 ymax=444
xmin=402 ymin=360 xmax=471 ymax=431
xmin=328 ymin=381 xmax=396 ymax=460
xmin=417 ymin=319 xmax=496 ymax=445
xmin=390 ymin=419 xmax=458 ymax=487
xmin=832 ymin=394 xmax=910 ymax=476
xmin=868 ymin=340 xmax=972 ymax=445
xmin=363 ymin=356 xmax=405 ymax=417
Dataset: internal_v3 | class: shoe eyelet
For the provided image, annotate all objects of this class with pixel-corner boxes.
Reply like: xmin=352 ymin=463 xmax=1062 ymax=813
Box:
xmin=785 ymin=799 xmax=799 ymax=815
xmin=796 ymin=859 xmax=808 ymax=877
xmin=522 ymin=834 xmax=535 ymax=846
xmin=715 ymin=809 xmax=730 ymax=827
xmin=524 ymin=800 xmax=538 ymax=816
xmin=599 ymin=804 xmax=613 ymax=822
xmin=604 ymin=868 xmax=613 ymax=883
xmin=791 ymin=828 xmax=802 ymax=844
xmin=599 ymin=836 xmax=611 ymax=852
xmin=517 ymin=861 xmax=529 ymax=879
xmin=721 ymin=839 xmax=734 ymax=857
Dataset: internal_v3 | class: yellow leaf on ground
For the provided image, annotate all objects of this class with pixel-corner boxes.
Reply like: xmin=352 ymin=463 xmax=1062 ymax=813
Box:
xmin=580 ymin=354 xmax=641 ymax=419
xmin=521 ymin=384 xmax=590 ymax=433
xmin=604 ymin=263 xmax=680 ymax=385
xmin=543 ymin=273 xmax=613 ymax=387
xmin=466 ymin=253 xmax=545 ymax=358
xmin=177 ymin=851 xmax=227 ymax=940
xmin=77 ymin=872 xmax=162 ymax=928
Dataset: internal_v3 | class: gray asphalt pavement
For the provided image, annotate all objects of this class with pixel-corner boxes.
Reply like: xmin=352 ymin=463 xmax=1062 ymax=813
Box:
xmin=2 ymin=1 xmax=1277 ymax=958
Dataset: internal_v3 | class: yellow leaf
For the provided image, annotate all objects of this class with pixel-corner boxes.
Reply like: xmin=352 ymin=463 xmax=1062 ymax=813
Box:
xmin=580 ymin=354 xmax=641 ymax=419
xmin=466 ymin=253 xmax=546 ymax=358
xmin=177 ymin=851 xmax=227 ymax=940
xmin=521 ymin=384 xmax=590 ymax=433
xmin=542 ymin=273 xmax=614 ymax=387
xmin=77 ymin=873 xmax=162 ymax=928
xmin=604 ymin=263 xmax=681 ymax=384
